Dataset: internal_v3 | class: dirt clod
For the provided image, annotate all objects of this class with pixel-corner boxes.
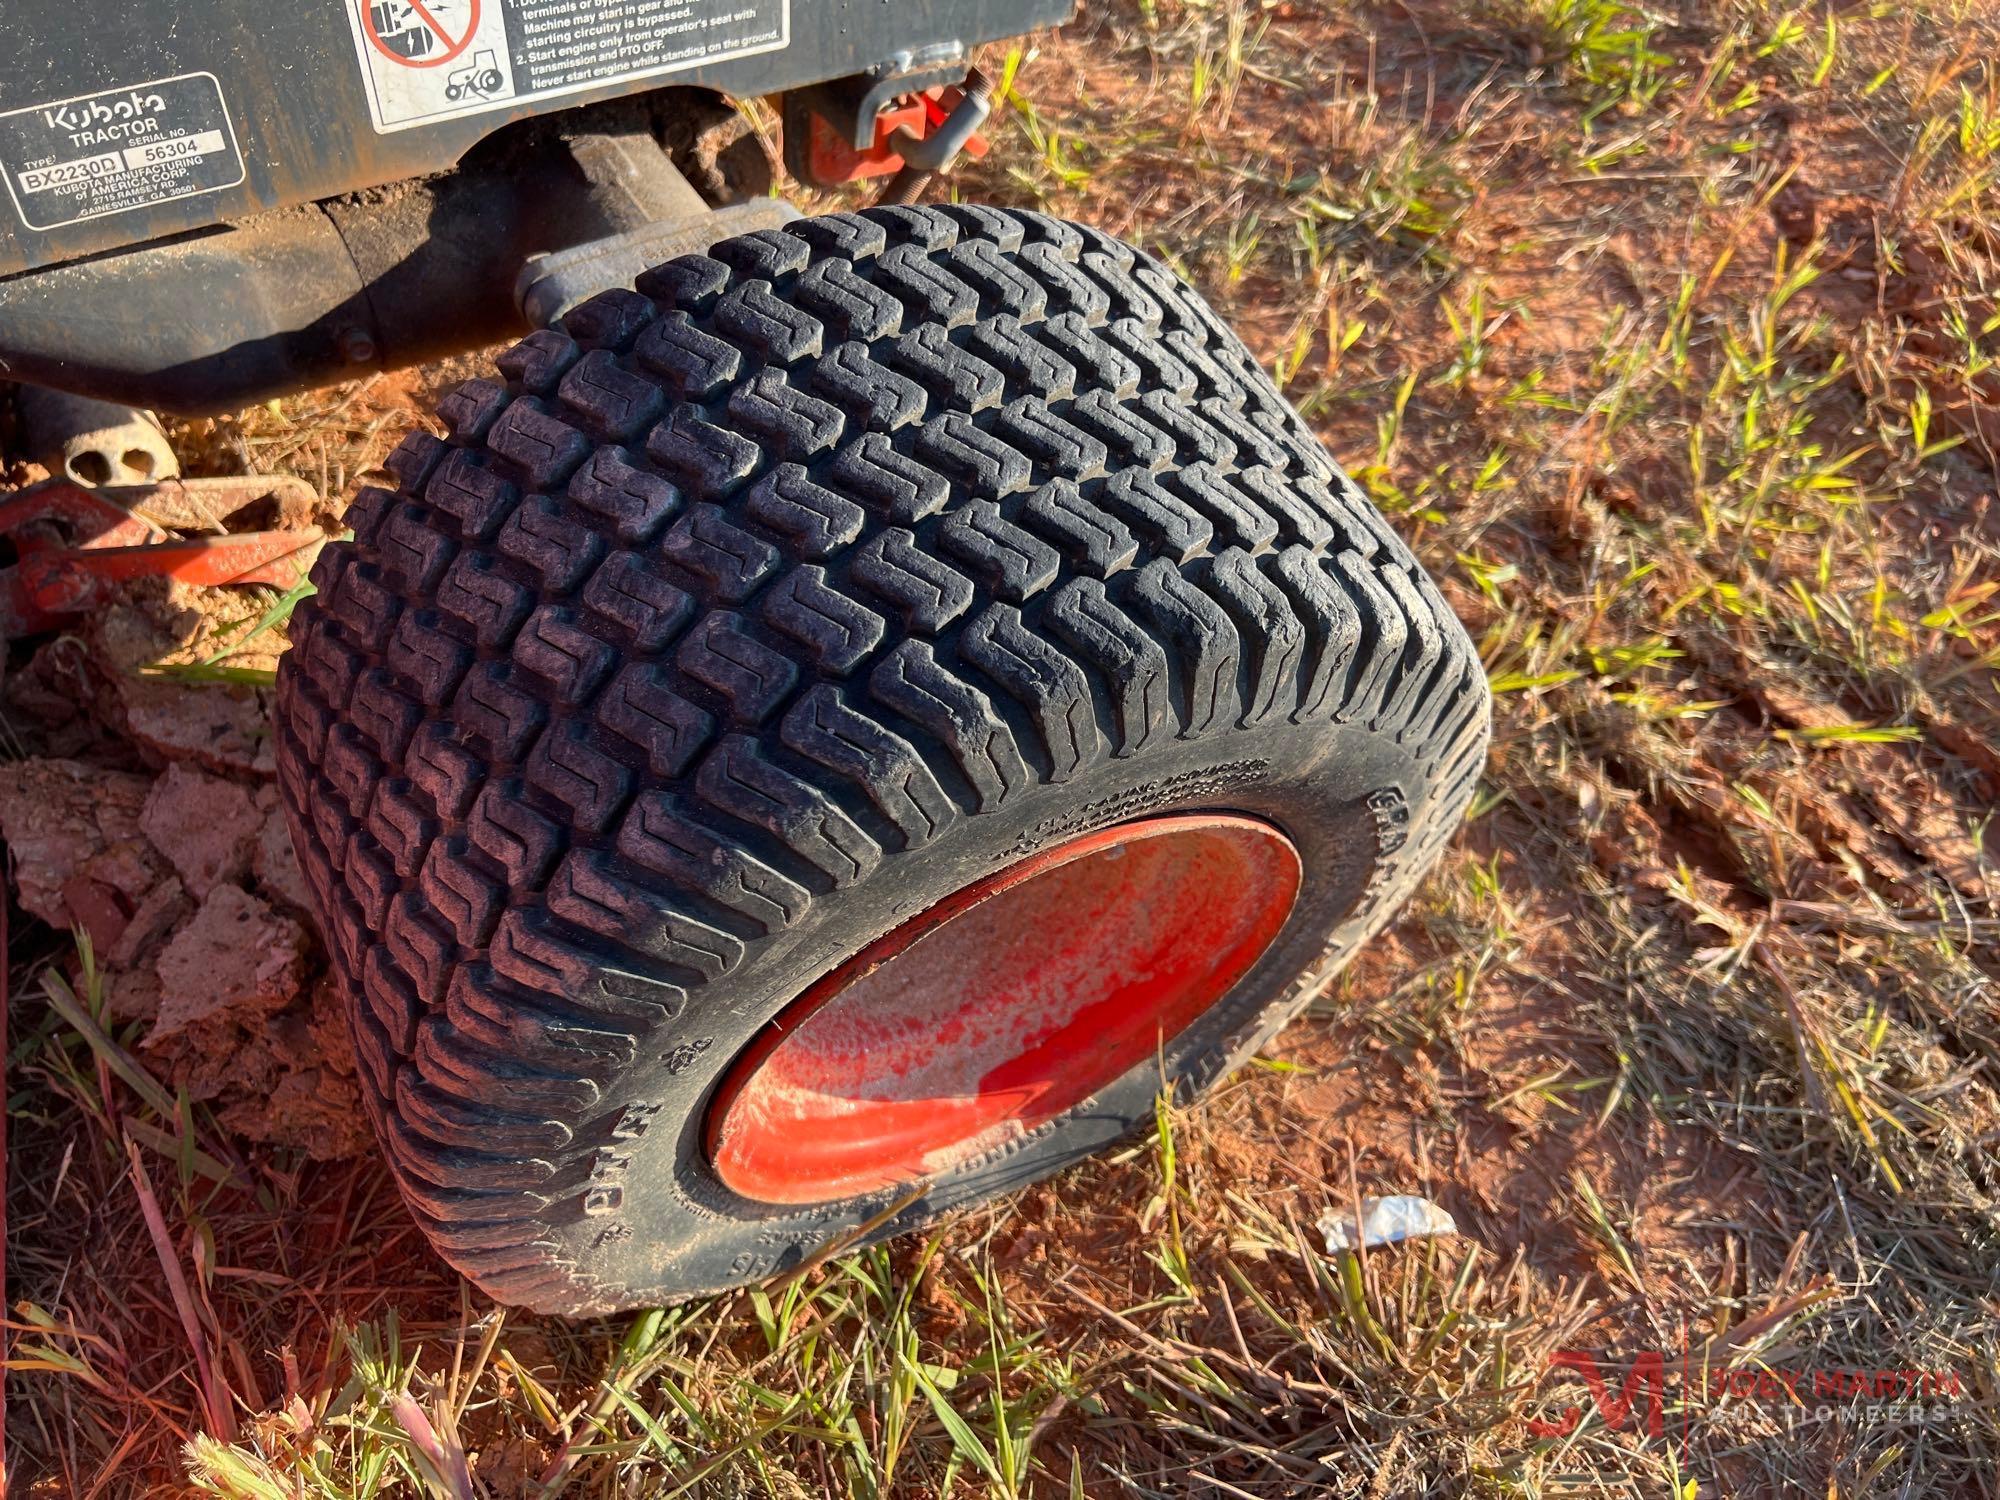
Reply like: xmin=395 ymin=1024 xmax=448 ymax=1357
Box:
xmin=0 ymin=756 xmax=163 ymax=933
xmin=105 ymin=873 xmax=193 ymax=971
xmin=0 ymin=743 xmax=370 ymax=1159
xmin=188 ymin=973 xmax=368 ymax=1158
xmin=252 ymin=789 xmax=315 ymax=915
xmin=140 ymin=762 xmax=264 ymax=898
xmin=117 ymin=677 xmax=278 ymax=776
xmin=84 ymin=581 xmax=207 ymax=677
xmin=151 ymin=883 xmax=306 ymax=1044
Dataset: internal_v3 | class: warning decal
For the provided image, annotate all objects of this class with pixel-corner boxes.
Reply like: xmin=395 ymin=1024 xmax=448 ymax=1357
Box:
xmin=0 ymin=73 xmax=245 ymax=232
xmin=345 ymin=0 xmax=789 ymax=134
xmin=364 ymin=0 xmax=486 ymax=68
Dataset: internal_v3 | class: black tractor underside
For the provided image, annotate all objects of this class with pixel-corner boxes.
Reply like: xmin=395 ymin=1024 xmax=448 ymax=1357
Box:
xmin=0 ymin=0 xmax=1068 ymax=413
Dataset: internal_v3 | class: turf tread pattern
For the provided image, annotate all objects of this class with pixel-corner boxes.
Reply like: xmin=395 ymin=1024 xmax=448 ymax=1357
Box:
xmin=275 ymin=205 xmax=1488 ymax=1313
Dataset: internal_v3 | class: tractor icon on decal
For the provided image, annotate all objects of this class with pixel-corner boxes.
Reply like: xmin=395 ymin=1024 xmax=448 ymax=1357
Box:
xmin=445 ymin=50 xmax=506 ymax=101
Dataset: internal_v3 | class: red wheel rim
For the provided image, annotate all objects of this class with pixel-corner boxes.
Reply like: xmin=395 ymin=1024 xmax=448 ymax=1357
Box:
xmin=706 ymin=815 xmax=1302 ymax=1204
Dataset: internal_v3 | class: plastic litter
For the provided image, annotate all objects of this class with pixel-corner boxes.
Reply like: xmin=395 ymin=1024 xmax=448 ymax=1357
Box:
xmin=1317 ymin=1195 xmax=1459 ymax=1252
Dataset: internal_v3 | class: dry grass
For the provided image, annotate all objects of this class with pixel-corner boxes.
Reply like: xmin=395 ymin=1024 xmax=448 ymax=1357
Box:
xmin=9 ymin=0 xmax=2000 ymax=1493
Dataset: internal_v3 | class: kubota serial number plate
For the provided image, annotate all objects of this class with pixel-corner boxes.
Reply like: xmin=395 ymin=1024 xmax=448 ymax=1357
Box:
xmin=344 ymin=0 xmax=790 ymax=134
xmin=0 ymin=72 xmax=244 ymax=231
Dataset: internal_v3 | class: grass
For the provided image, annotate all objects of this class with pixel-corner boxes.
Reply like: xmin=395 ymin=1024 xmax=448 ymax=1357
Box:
xmin=9 ymin=0 xmax=2000 ymax=1492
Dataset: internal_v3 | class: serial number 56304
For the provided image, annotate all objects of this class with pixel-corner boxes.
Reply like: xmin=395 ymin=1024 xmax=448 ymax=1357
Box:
xmin=131 ymin=137 xmax=202 ymax=164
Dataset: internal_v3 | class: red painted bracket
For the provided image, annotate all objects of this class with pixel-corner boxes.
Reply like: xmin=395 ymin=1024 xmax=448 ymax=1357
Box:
xmin=805 ymin=86 xmax=991 ymax=185
xmin=0 ymin=477 xmax=323 ymax=639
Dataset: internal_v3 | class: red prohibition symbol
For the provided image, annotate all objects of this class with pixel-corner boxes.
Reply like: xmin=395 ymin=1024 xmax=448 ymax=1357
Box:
xmin=364 ymin=0 xmax=481 ymax=69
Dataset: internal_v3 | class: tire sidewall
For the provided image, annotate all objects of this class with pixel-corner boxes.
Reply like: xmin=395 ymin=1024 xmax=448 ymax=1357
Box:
xmin=558 ymin=711 xmax=1438 ymax=1303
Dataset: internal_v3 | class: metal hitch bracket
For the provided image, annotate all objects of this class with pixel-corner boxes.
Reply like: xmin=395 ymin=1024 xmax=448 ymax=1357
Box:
xmin=0 ymin=475 xmax=323 ymax=639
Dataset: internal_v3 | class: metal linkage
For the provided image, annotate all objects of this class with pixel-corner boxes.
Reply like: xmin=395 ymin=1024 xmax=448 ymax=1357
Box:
xmin=876 ymin=70 xmax=997 ymax=207
xmin=14 ymin=388 xmax=181 ymax=487
xmin=0 ymin=475 xmax=323 ymax=638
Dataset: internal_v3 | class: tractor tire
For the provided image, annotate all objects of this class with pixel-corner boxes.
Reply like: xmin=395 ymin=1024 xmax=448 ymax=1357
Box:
xmin=273 ymin=204 xmax=1489 ymax=1315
